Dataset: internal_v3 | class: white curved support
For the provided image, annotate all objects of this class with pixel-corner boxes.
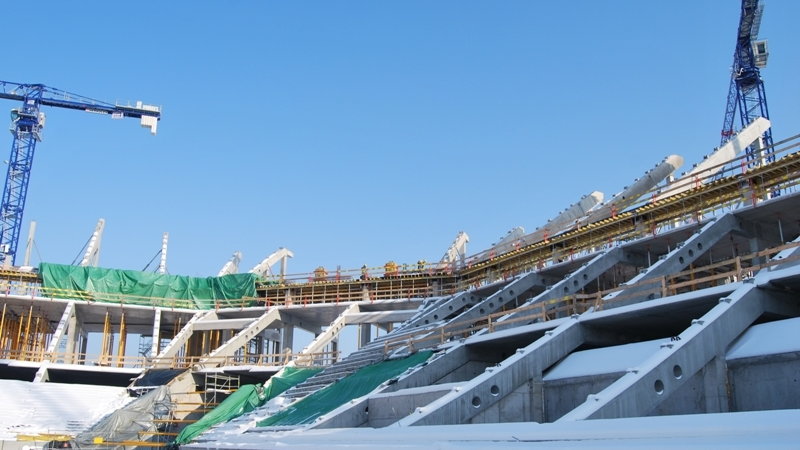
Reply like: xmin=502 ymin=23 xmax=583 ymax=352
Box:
xmin=249 ymin=247 xmax=294 ymax=279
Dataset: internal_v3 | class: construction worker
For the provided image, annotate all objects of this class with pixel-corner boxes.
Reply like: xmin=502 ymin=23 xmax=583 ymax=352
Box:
xmin=384 ymin=260 xmax=398 ymax=277
xmin=360 ymin=264 xmax=369 ymax=280
xmin=417 ymin=259 xmax=427 ymax=272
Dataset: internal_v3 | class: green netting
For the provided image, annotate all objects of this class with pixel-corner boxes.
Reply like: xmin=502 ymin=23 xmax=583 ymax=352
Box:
xmin=39 ymin=262 xmax=259 ymax=309
xmin=173 ymin=367 xmax=322 ymax=445
xmin=258 ymin=351 xmax=433 ymax=427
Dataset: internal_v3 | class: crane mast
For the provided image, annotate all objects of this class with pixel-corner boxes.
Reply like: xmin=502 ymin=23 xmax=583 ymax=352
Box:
xmin=720 ymin=0 xmax=773 ymax=165
xmin=0 ymin=81 xmax=160 ymax=265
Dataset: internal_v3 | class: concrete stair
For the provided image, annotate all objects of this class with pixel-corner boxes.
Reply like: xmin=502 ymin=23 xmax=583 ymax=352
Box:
xmin=281 ymin=347 xmax=386 ymax=401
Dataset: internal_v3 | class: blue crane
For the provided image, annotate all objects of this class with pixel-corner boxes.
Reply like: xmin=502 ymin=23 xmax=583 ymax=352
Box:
xmin=0 ymin=81 xmax=161 ymax=265
xmin=720 ymin=0 xmax=773 ymax=163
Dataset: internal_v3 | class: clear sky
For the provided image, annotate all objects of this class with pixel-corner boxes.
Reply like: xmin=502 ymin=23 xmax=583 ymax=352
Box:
xmin=3 ymin=1 xmax=800 ymax=278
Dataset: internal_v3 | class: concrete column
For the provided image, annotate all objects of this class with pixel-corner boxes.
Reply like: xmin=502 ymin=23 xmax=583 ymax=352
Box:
xmin=703 ymin=356 xmax=731 ymax=413
xmin=358 ymin=324 xmax=372 ymax=349
xmin=151 ymin=309 xmax=162 ymax=358
xmin=362 ymin=285 xmax=370 ymax=302
xmin=530 ymin=376 xmax=545 ymax=422
xmin=282 ymin=324 xmax=294 ymax=353
xmin=64 ymin=312 xmax=78 ymax=363
xmin=749 ymin=237 xmax=764 ymax=266
xmin=79 ymin=329 xmax=89 ymax=359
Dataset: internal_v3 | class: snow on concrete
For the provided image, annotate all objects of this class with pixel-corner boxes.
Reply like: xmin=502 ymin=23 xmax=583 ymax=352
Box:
xmin=727 ymin=316 xmax=800 ymax=360
xmin=0 ymin=380 xmax=131 ymax=440
xmin=543 ymin=339 xmax=663 ymax=381
xmin=183 ymin=409 xmax=800 ymax=449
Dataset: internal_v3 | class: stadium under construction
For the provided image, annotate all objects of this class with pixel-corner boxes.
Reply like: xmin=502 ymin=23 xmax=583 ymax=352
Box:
xmin=1 ymin=1 xmax=799 ymax=449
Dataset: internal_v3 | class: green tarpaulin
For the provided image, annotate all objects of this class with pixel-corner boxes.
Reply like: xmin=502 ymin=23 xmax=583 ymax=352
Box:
xmin=258 ymin=351 xmax=433 ymax=427
xmin=174 ymin=367 xmax=322 ymax=445
xmin=39 ymin=262 xmax=259 ymax=309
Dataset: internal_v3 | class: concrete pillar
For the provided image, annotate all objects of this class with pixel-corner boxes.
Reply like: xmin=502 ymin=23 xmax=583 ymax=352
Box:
xmin=79 ymin=329 xmax=89 ymax=356
xmin=362 ymin=285 xmax=370 ymax=302
xmin=151 ymin=309 xmax=162 ymax=358
xmin=64 ymin=313 xmax=78 ymax=364
xmin=358 ymin=324 xmax=372 ymax=349
xmin=531 ymin=376 xmax=545 ymax=422
xmin=749 ymin=237 xmax=765 ymax=267
xmin=282 ymin=324 xmax=294 ymax=353
xmin=703 ymin=356 xmax=731 ymax=413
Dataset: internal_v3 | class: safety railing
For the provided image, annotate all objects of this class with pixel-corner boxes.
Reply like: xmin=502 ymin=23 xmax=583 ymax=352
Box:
xmin=381 ymin=240 xmax=800 ymax=354
xmin=0 ymin=348 xmax=341 ymax=370
xmin=1 ymin=139 xmax=799 ymax=312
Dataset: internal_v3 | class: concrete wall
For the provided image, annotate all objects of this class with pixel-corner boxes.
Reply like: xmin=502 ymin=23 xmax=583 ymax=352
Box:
xmin=729 ymin=352 xmax=800 ymax=412
xmin=544 ymin=373 xmax=620 ymax=422
xmin=650 ymin=368 xmax=705 ymax=416
xmin=470 ymin=381 xmax=535 ymax=424
xmin=537 ymin=351 xmax=800 ymax=423
xmin=436 ymin=360 xmax=494 ymax=384
xmin=368 ymin=388 xmax=451 ymax=428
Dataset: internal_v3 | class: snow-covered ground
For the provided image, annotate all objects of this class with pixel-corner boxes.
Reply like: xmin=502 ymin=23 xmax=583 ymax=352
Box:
xmin=0 ymin=380 xmax=130 ymax=440
xmin=184 ymin=409 xmax=800 ymax=449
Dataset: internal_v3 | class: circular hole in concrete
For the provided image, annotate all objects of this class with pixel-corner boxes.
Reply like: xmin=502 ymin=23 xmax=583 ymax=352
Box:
xmin=489 ymin=303 xmax=494 ymax=308
xmin=472 ymin=396 xmax=482 ymax=408
xmin=490 ymin=385 xmax=500 ymax=396
xmin=434 ymin=315 xmax=438 ymax=320
xmin=563 ymin=286 xmax=569 ymax=293
xmin=679 ymin=256 xmax=685 ymax=265
xmin=573 ymin=280 xmax=578 ymax=287
xmin=448 ymin=305 xmax=453 ymax=310
xmin=673 ymin=365 xmax=683 ymax=379
xmin=583 ymin=274 xmax=588 ymax=280
xmin=697 ymin=242 xmax=703 ymax=250
xmin=654 ymin=379 xmax=665 ymax=395
xmin=424 ymin=320 xmax=429 ymax=324
xmin=480 ymin=308 xmax=485 ymax=314
xmin=688 ymin=249 xmax=694 ymax=257
xmin=462 ymin=297 xmax=467 ymax=302
xmin=509 ymin=290 xmax=514 ymax=295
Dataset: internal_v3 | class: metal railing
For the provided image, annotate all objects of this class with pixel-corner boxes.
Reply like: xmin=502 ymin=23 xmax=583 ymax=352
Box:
xmin=0 ymin=348 xmax=341 ymax=370
xmin=381 ymin=240 xmax=800 ymax=354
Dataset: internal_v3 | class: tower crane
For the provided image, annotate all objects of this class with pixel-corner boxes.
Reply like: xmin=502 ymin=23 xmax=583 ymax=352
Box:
xmin=0 ymin=81 xmax=161 ymax=265
xmin=720 ymin=0 xmax=773 ymax=164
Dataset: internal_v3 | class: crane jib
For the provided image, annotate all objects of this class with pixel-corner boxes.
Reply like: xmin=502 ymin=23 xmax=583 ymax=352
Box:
xmin=0 ymin=79 xmax=160 ymax=265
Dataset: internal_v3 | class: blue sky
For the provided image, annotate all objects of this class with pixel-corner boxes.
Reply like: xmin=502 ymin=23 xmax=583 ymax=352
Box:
xmin=3 ymin=1 xmax=800 ymax=278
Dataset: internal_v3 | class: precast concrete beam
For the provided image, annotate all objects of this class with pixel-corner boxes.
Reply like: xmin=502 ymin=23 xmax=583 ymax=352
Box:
xmin=151 ymin=308 xmax=161 ymax=358
xmin=397 ymin=312 xmax=587 ymax=426
xmin=445 ymin=264 xmax=585 ymax=335
xmin=604 ymin=214 xmax=739 ymax=305
xmin=34 ymin=302 xmax=77 ymax=382
xmin=344 ymin=310 xmax=417 ymax=325
xmin=400 ymin=292 xmax=475 ymax=330
xmin=558 ymin=282 xmax=765 ymax=421
xmin=312 ymin=346 xmax=471 ymax=429
xmin=763 ymin=234 xmax=800 ymax=271
xmin=201 ymin=309 xmax=282 ymax=366
xmin=290 ymin=304 xmax=359 ymax=366
xmin=193 ymin=318 xmax=259 ymax=331
xmin=495 ymin=248 xmax=626 ymax=328
xmin=153 ymin=310 xmax=216 ymax=364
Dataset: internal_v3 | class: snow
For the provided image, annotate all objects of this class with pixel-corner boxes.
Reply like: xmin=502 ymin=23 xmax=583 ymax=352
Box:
xmin=726 ymin=316 xmax=800 ymax=360
xmin=370 ymin=382 xmax=462 ymax=398
xmin=466 ymin=319 xmax=565 ymax=345
xmin=543 ymin=339 xmax=663 ymax=381
xmin=0 ymin=380 xmax=131 ymax=440
xmin=183 ymin=409 xmax=800 ymax=449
